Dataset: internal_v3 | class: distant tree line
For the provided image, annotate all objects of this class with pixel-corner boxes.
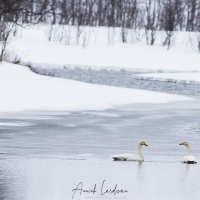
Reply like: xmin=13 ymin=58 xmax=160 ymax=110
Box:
xmin=47 ymin=0 xmax=200 ymax=32
xmin=1 ymin=0 xmax=200 ymax=59
xmin=1 ymin=0 xmax=200 ymax=32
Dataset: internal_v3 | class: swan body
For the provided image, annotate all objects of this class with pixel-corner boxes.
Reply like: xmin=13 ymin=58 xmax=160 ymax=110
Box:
xmin=112 ymin=141 xmax=148 ymax=161
xmin=179 ymin=142 xmax=197 ymax=164
xmin=181 ymin=155 xmax=197 ymax=164
xmin=112 ymin=153 xmax=142 ymax=161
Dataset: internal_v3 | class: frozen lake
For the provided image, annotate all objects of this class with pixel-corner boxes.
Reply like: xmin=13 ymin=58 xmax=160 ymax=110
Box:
xmin=0 ymin=99 xmax=200 ymax=200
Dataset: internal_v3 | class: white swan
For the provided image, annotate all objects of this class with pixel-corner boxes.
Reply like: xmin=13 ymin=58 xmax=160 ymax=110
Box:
xmin=179 ymin=141 xmax=197 ymax=164
xmin=112 ymin=140 xmax=148 ymax=161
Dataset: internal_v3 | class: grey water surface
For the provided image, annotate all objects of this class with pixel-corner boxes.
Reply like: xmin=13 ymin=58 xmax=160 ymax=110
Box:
xmin=1 ymin=64 xmax=200 ymax=200
xmin=0 ymin=98 xmax=200 ymax=200
xmin=30 ymin=65 xmax=200 ymax=97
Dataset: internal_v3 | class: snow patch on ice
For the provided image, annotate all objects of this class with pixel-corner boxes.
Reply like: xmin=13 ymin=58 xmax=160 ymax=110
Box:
xmin=136 ymin=72 xmax=200 ymax=84
xmin=0 ymin=122 xmax=31 ymax=127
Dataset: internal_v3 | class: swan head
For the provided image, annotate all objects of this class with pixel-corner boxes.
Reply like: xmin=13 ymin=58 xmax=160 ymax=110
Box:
xmin=139 ymin=140 xmax=148 ymax=147
xmin=179 ymin=141 xmax=189 ymax=147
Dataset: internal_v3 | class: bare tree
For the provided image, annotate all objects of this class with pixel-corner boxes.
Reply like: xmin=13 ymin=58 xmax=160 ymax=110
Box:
xmin=0 ymin=22 xmax=15 ymax=61
xmin=145 ymin=0 xmax=161 ymax=45
xmin=174 ymin=0 xmax=185 ymax=30
xmin=194 ymin=0 xmax=200 ymax=51
xmin=161 ymin=0 xmax=177 ymax=49
xmin=186 ymin=0 xmax=197 ymax=31
xmin=0 ymin=0 xmax=55 ymax=61
xmin=116 ymin=0 xmax=138 ymax=43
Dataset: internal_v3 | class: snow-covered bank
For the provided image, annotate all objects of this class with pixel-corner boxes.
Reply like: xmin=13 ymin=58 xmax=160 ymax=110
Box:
xmin=9 ymin=26 xmax=200 ymax=72
xmin=0 ymin=63 xmax=191 ymax=113
xmin=136 ymin=73 xmax=200 ymax=84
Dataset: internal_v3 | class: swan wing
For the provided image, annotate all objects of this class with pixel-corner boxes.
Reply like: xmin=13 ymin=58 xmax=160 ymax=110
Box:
xmin=112 ymin=153 xmax=142 ymax=161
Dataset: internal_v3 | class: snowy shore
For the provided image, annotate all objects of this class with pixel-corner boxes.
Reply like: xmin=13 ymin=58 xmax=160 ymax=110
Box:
xmin=2 ymin=26 xmax=199 ymax=113
xmin=9 ymin=26 xmax=200 ymax=72
xmin=0 ymin=62 xmax=190 ymax=113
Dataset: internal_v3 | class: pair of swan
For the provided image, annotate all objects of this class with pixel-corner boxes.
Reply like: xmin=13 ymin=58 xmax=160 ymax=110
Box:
xmin=112 ymin=140 xmax=197 ymax=164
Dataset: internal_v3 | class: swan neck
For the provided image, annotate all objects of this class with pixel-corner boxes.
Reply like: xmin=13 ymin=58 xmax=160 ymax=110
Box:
xmin=138 ymin=144 xmax=144 ymax=160
xmin=186 ymin=145 xmax=191 ymax=156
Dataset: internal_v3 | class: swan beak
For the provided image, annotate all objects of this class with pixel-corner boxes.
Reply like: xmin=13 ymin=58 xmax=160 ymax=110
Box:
xmin=179 ymin=142 xmax=183 ymax=145
xmin=145 ymin=144 xmax=148 ymax=147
